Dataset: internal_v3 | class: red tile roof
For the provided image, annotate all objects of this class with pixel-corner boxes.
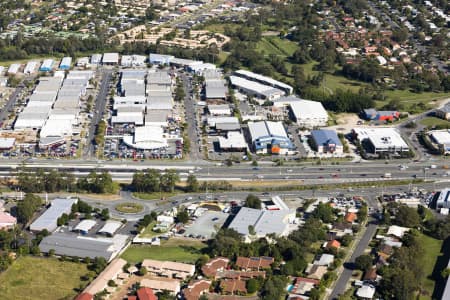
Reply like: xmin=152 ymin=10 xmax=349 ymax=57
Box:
xmin=235 ymin=256 xmax=274 ymax=270
xmin=128 ymin=297 xmax=137 ymax=300
xmin=327 ymin=240 xmax=341 ymax=249
xmin=74 ymin=293 xmax=93 ymax=300
xmin=345 ymin=212 xmax=357 ymax=223
xmin=202 ymin=257 xmax=229 ymax=277
xmin=183 ymin=280 xmax=211 ymax=300
xmin=220 ymin=279 xmax=247 ymax=294
xmin=137 ymin=287 xmax=158 ymax=300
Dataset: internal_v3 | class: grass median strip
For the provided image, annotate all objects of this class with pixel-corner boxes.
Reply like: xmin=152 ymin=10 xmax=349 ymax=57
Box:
xmin=115 ymin=202 xmax=143 ymax=213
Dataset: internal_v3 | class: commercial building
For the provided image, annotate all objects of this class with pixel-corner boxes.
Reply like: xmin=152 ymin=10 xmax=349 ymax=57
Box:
xmin=7 ymin=63 xmax=20 ymax=75
xmin=228 ymin=207 xmax=296 ymax=242
xmin=149 ymin=53 xmax=174 ymax=65
xmin=247 ymin=121 xmax=294 ymax=154
xmin=76 ymin=57 xmax=90 ymax=68
xmin=90 ymin=54 xmax=103 ymax=65
xmin=363 ymin=108 xmax=399 ymax=121
xmin=229 ymin=75 xmax=284 ymax=100
xmin=74 ymin=220 xmax=97 ymax=234
xmin=40 ymin=59 xmax=54 ymax=72
xmin=436 ymin=188 xmax=450 ymax=209
xmin=218 ymin=131 xmax=247 ymax=152
xmin=98 ymin=221 xmax=123 ymax=236
xmin=123 ymin=125 xmax=173 ymax=150
xmin=233 ymin=70 xmax=293 ymax=95
xmin=288 ymin=99 xmax=328 ymax=128
xmin=30 ymin=198 xmax=77 ymax=232
xmin=39 ymin=232 xmax=129 ymax=261
xmin=207 ymin=116 xmax=240 ymax=131
xmin=121 ymin=55 xmax=147 ymax=67
xmin=142 ymin=259 xmax=195 ymax=280
xmin=208 ymin=104 xmax=232 ymax=116
xmin=102 ymin=53 xmax=120 ymax=65
xmin=83 ymin=258 xmax=128 ymax=295
xmin=429 ymin=130 xmax=450 ymax=154
xmin=310 ymin=129 xmax=344 ymax=154
xmin=436 ymin=103 xmax=450 ymax=120
xmin=24 ymin=61 xmax=38 ymax=74
xmin=59 ymin=57 xmax=72 ymax=70
xmin=351 ymin=127 xmax=409 ymax=154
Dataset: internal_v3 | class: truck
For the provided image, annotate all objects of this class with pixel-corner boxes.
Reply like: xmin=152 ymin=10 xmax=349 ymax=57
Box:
xmin=383 ymin=173 xmax=392 ymax=178
xmin=430 ymin=165 xmax=437 ymax=169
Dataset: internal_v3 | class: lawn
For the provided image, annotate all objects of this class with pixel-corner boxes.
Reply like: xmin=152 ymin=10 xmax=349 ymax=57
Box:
xmin=420 ymin=117 xmax=450 ymax=129
xmin=417 ymin=233 xmax=443 ymax=300
xmin=0 ymin=256 xmax=88 ymax=300
xmin=139 ymin=221 xmax=161 ymax=238
xmin=133 ymin=191 xmax=182 ymax=200
xmin=121 ymin=238 xmax=206 ymax=264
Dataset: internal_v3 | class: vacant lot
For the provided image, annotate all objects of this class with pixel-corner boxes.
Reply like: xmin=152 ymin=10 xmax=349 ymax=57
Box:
xmin=121 ymin=238 xmax=206 ymax=264
xmin=420 ymin=117 xmax=450 ymax=129
xmin=0 ymin=256 xmax=88 ymax=300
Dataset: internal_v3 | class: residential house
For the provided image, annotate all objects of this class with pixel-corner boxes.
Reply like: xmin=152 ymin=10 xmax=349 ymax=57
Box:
xmin=290 ymin=277 xmax=320 ymax=296
xmin=202 ymin=257 xmax=230 ymax=277
xmin=326 ymin=240 xmax=341 ymax=250
xmin=216 ymin=270 xmax=266 ymax=280
xmin=235 ymin=256 xmax=274 ymax=270
xmin=0 ymin=212 xmax=17 ymax=230
xmin=313 ymin=254 xmax=334 ymax=267
xmin=137 ymin=287 xmax=158 ymax=300
xmin=140 ymin=278 xmax=181 ymax=295
xmin=220 ymin=279 xmax=247 ymax=295
xmin=183 ymin=280 xmax=211 ymax=300
xmin=142 ymin=259 xmax=195 ymax=280
xmin=345 ymin=212 xmax=357 ymax=223
xmin=356 ymin=285 xmax=376 ymax=299
xmin=306 ymin=265 xmax=328 ymax=280
xmin=363 ymin=267 xmax=378 ymax=283
xmin=83 ymin=258 xmax=127 ymax=295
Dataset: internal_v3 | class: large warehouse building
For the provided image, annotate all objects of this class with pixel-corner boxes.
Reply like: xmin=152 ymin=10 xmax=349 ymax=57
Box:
xmin=247 ymin=121 xmax=294 ymax=154
xmin=233 ymin=70 xmax=293 ymax=95
xmin=289 ymin=100 xmax=328 ymax=128
xmin=428 ymin=130 xmax=450 ymax=154
xmin=310 ymin=129 xmax=343 ymax=154
xmin=30 ymin=197 xmax=78 ymax=232
xmin=229 ymin=75 xmax=284 ymax=100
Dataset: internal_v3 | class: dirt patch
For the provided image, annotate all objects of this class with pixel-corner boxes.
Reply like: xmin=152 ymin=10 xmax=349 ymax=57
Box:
xmin=327 ymin=113 xmax=361 ymax=133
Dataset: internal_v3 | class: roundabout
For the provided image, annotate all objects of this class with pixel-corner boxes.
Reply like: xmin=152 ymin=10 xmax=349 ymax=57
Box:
xmin=115 ymin=202 xmax=144 ymax=214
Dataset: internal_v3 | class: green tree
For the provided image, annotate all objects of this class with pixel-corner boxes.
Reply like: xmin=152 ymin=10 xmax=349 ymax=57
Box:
xmin=355 ymin=254 xmax=373 ymax=271
xmin=244 ymin=194 xmax=262 ymax=209
xmin=139 ymin=266 xmax=147 ymax=276
xmin=176 ymin=209 xmax=189 ymax=224
xmin=16 ymin=194 xmax=43 ymax=224
xmin=100 ymin=208 xmax=110 ymax=220
xmin=246 ymin=278 xmax=258 ymax=294
xmin=186 ymin=174 xmax=199 ymax=192
xmin=396 ymin=205 xmax=421 ymax=228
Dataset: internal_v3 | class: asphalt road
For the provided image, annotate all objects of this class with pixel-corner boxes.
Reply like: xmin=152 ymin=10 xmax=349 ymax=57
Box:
xmin=0 ymin=82 xmax=26 ymax=123
xmin=180 ymin=73 xmax=202 ymax=161
xmin=329 ymin=224 xmax=378 ymax=299
xmin=84 ymin=68 xmax=113 ymax=158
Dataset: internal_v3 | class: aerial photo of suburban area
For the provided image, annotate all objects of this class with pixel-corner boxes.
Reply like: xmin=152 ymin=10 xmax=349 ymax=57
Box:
xmin=0 ymin=0 xmax=449 ymax=299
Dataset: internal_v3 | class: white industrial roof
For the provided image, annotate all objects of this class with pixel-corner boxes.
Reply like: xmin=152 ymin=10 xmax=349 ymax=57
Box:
xmin=430 ymin=130 xmax=450 ymax=145
xmin=218 ymin=132 xmax=247 ymax=149
xmin=234 ymin=69 xmax=293 ymax=93
xmin=208 ymin=104 xmax=232 ymax=115
xmin=289 ymin=100 xmax=328 ymax=120
xmin=98 ymin=221 xmax=122 ymax=235
xmin=353 ymin=127 xmax=408 ymax=149
xmin=123 ymin=125 xmax=168 ymax=150
xmin=75 ymin=219 xmax=97 ymax=232
xmin=356 ymin=285 xmax=375 ymax=299
xmin=30 ymin=198 xmax=78 ymax=232
xmin=24 ymin=61 xmax=38 ymax=74
xmin=40 ymin=118 xmax=73 ymax=138
xmin=102 ymin=53 xmax=119 ymax=63
xmin=0 ymin=138 xmax=15 ymax=149
xmin=229 ymin=75 xmax=284 ymax=98
xmin=248 ymin=121 xmax=287 ymax=141
xmin=7 ymin=64 xmax=21 ymax=74
xmin=112 ymin=114 xmax=144 ymax=125
xmin=207 ymin=116 xmax=239 ymax=127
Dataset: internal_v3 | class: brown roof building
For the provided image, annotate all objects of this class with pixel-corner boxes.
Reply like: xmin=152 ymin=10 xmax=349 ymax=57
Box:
xmin=74 ymin=293 xmax=93 ymax=300
xmin=235 ymin=256 xmax=274 ymax=270
xmin=202 ymin=257 xmax=230 ymax=277
xmin=137 ymin=287 xmax=158 ymax=300
xmin=183 ymin=280 xmax=211 ymax=300
xmin=217 ymin=270 xmax=266 ymax=280
xmin=220 ymin=279 xmax=247 ymax=294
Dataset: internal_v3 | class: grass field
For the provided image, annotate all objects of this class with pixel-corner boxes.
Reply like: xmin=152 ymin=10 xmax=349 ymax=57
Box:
xmin=0 ymin=256 xmax=88 ymax=300
xmin=420 ymin=117 xmax=450 ymax=128
xmin=121 ymin=238 xmax=206 ymax=264
xmin=139 ymin=221 xmax=162 ymax=238
xmin=417 ymin=234 xmax=443 ymax=300
xmin=133 ymin=191 xmax=182 ymax=200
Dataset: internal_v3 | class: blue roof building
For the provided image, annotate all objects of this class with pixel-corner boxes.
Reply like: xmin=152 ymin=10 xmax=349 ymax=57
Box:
xmin=59 ymin=57 xmax=72 ymax=70
xmin=39 ymin=59 xmax=54 ymax=72
xmin=248 ymin=121 xmax=294 ymax=154
xmin=310 ymin=129 xmax=343 ymax=154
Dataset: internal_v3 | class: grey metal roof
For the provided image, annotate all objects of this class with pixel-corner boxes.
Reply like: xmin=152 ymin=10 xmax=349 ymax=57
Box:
xmin=30 ymin=198 xmax=77 ymax=232
xmin=228 ymin=207 xmax=290 ymax=236
xmin=39 ymin=233 xmax=114 ymax=260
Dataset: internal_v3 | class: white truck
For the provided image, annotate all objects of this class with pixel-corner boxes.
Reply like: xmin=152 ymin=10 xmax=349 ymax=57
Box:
xmin=383 ymin=173 xmax=392 ymax=178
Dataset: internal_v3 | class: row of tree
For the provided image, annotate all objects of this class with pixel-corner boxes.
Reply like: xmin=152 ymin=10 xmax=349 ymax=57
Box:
xmin=16 ymin=169 xmax=117 ymax=194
